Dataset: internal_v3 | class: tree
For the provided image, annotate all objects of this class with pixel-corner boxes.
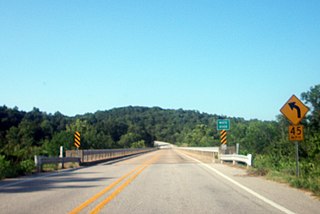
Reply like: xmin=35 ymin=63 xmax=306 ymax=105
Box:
xmin=301 ymin=84 xmax=320 ymax=131
xmin=131 ymin=140 xmax=146 ymax=148
xmin=301 ymin=84 xmax=320 ymax=162
xmin=181 ymin=124 xmax=214 ymax=147
xmin=118 ymin=133 xmax=142 ymax=148
xmin=241 ymin=120 xmax=280 ymax=154
xmin=66 ymin=119 xmax=98 ymax=149
xmin=42 ymin=131 xmax=73 ymax=156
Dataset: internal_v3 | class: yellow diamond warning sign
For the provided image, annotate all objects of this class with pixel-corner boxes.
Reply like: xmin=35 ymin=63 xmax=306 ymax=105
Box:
xmin=280 ymin=95 xmax=309 ymax=125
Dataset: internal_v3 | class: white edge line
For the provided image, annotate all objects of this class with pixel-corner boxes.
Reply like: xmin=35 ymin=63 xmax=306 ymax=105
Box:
xmin=175 ymin=150 xmax=296 ymax=214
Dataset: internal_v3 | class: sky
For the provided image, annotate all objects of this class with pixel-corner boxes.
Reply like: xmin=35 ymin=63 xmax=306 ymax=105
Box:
xmin=0 ymin=0 xmax=319 ymax=121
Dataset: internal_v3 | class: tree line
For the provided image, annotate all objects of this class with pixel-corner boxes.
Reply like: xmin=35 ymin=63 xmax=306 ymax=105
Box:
xmin=1 ymin=84 xmax=319 ymax=192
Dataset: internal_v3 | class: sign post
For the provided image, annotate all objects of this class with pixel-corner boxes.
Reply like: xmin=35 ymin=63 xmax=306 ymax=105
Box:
xmin=280 ymin=95 xmax=309 ymax=177
xmin=295 ymin=141 xmax=300 ymax=177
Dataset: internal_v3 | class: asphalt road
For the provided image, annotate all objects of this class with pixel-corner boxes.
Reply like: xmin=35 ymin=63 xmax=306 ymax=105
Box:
xmin=0 ymin=149 xmax=319 ymax=214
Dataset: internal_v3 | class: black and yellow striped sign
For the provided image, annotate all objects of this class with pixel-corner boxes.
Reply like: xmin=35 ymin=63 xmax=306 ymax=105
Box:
xmin=220 ymin=130 xmax=227 ymax=144
xmin=74 ymin=131 xmax=81 ymax=148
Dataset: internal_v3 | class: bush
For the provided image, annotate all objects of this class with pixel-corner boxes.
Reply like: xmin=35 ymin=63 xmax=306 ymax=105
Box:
xmin=251 ymin=156 xmax=320 ymax=196
xmin=42 ymin=163 xmax=58 ymax=172
xmin=289 ymin=177 xmax=304 ymax=188
xmin=250 ymin=155 xmax=274 ymax=176
xmin=309 ymin=178 xmax=320 ymax=194
xmin=19 ymin=159 xmax=35 ymax=175
xmin=131 ymin=140 xmax=146 ymax=148
xmin=1 ymin=156 xmax=36 ymax=179
xmin=4 ymin=166 xmax=19 ymax=178
xmin=278 ymin=159 xmax=296 ymax=175
xmin=0 ymin=156 xmax=19 ymax=178
xmin=0 ymin=155 xmax=10 ymax=179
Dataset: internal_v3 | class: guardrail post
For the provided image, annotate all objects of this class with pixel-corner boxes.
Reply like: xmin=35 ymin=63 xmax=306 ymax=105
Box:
xmin=34 ymin=155 xmax=38 ymax=171
xmin=61 ymin=157 xmax=64 ymax=169
xmin=34 ymin=155 xmax=42 ymax=172
xmin=60 ymin=146 xmax=64 ymax=169
xmin=247 ymin=154 xmax=252 ymax=167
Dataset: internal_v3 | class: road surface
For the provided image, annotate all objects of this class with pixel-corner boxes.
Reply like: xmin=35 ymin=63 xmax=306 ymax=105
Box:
xmin=0 ymin=149 xmax=319 ymax=214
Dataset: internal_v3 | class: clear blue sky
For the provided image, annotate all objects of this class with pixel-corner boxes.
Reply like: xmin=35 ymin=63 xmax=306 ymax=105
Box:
xmin=1 ymin=1 xmax=319 ymax=121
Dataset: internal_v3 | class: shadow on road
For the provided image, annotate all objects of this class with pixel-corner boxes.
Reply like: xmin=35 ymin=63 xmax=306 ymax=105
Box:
xmin=0 ymin=171 xmax=114 ymax=193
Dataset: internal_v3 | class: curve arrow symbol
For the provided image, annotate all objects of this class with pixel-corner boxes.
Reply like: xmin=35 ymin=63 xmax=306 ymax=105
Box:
xmin=289 ymin=102 xmax=301 ymax=118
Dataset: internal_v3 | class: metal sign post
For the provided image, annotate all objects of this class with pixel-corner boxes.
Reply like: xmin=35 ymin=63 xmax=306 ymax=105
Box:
xmin=295 ymin=141 xmax=300 ymax=177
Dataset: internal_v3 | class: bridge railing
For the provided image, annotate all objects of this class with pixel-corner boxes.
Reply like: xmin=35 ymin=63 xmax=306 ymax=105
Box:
xmin=34 ymin=148 xmax=157 ymax=172
xmin=175 ymin=147 xmax=252 ymax=167
xmin=175 ymin=147 xmax=220 ymax=163
xmin=66 ymin=148 xmax=157 ymax=163
xmin=34 ymin=156 xmax=81 ymax=172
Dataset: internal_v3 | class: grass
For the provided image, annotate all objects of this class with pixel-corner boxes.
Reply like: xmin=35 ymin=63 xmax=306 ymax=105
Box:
xmin=248 ymin=154 xmax=320 ymax=197
xmin=42 ymin=163 xmax=59 ymax=172
xmin=249 ymin=164 xmax=320 ymax=198
xmin=41 ymin=162 xmax=80 ymax=172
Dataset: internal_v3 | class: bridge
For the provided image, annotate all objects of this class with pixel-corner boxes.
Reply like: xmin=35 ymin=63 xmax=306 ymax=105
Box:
xmin=0 ymin=144 xmax=319 ymax=214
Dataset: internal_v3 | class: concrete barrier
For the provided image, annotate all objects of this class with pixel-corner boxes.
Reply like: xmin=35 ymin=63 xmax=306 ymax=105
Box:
xmin=175 ymin=147 xmax=220 ymax=163
xmin=176 ymin=147 xmax=252 ymax=167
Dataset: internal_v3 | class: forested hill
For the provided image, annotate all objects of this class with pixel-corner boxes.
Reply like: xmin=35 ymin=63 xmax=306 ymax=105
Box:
xmin=1 ymin=86 xmax=320 ymax=159
xmin=0 ymin=105 xmax=224 ymax=155
xmin=1 ymin=104 xmax=266 ymax=158
xmin=1 ymin=84 xmax=320 ymax=191
xmin=80 ymin=106 xmax=222 ymax=146
xmin=1 ymin=85 xmax=320 ymax=161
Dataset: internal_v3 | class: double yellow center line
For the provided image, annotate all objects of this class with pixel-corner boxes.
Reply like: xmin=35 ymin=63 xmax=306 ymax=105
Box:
xmin=69 ymin=153 xmax=160 ymax=214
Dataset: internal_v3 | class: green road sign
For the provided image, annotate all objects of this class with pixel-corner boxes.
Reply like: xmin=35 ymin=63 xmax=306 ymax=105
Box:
xmin=217 ymin=119 xmax=230 ymax=130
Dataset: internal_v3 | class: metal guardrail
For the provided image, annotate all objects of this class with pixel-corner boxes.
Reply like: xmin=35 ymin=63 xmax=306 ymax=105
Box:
xmin=34 ymin=156 xmax=80 ymax=172
xmin=34 ymin=148 xmax=157 ymax=172
xmin=66 ymin=148 xmax=157 ymax=163
xmin=220 ymin=154 xmax=252 ymax=166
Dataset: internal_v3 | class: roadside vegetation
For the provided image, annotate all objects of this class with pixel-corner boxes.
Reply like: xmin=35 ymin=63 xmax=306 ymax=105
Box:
xmin=0 ymin=84 xmax=319 ymax=196
xmin=247 ymin=84 xmax=320 ymax=196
